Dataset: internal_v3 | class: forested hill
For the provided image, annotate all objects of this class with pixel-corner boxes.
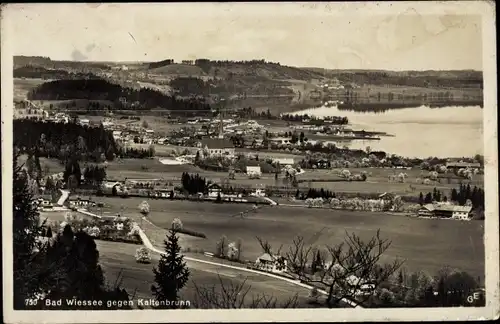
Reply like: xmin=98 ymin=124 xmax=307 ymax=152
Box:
xmin=143 ymin=59 xmax=326 ymax=81
xmin=14 ymin=66 xmax=99 ymax=80
xmin=303 ymin=68 xmax=483 ymax=89
xmin=27 ymin=78 xmax=212 ymax=112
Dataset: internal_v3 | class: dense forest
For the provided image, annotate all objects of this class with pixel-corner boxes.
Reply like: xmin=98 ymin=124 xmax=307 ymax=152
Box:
xmin=14 ymin=66 xmax=99 ymax=80
xmin=26 ymin=79 xmax=212 ymax=113
xmin=14 ymin=119 xmax=118 ymax=161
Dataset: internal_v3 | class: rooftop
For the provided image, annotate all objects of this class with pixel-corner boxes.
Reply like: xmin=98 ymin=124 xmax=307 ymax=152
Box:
xmin=200 ymin=138 xmax=234 ymax=149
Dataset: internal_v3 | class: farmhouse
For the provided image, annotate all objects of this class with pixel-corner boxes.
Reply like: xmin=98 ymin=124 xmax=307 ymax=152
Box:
xmin=246 ymin=165 xmax=262 ymax=177
xmin=199 ymin=138 xmax=235 ymax=158
xmin=36 ymin=194 xmax=54 ymax=210
xmin=445 ymin=162 xmax=481 ymax=171
xmin=255 ymin=253 xmax=288 ymax=273
xmin=68 ymin=197 xmax=96 ymax=208
xmin=417 ymin=203 xmax=473 ymax=220
xmin=207 ymin=183 xmax=223 ymax=198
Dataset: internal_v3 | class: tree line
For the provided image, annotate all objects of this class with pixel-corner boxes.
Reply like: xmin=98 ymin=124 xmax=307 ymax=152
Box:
xmin=14 ymin=66 xmax=99 ymax=80
xmin=14 ymin=120 xmax=117 ymax=161
xmin=26 ymin=79 xmax=212 ymax=113
xmin=296 ymin=188 xmax=336 ymax=200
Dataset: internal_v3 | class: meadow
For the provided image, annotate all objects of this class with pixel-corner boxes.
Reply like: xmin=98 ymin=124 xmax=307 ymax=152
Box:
xmin=22 ymin=154 xmax=482 ymax=199
xmin=14 ymin=78 xmax=48 ymax=101
xmin=92 ymin=197 xmax=485 ymax=281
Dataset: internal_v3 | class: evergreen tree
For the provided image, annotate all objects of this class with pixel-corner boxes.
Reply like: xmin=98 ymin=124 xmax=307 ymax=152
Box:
xmin=46 ymin=226 xmax=53 ymax=238
xmin=13 ymin=154 xmax=48 ymax=308
xmin=151 ymin=228 xmax=190 ymax=309
xmin=418 ymin=192 xmax=424 ymax=206
xmin=451 ymin=188 xmax=458 ymax=202
xmin=424 ymin=192 xmax=433 ymax=204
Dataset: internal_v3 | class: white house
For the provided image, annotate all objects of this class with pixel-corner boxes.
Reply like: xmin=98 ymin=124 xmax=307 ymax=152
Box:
xmin=199 ymin=138 xmax=235 ymax=158
xmin=255 ymin=253 xmax=287 ymax=273
xmin=246 ymin=165 xmax=262 ymax=177
xmin=451 ymin=205 xmax=473 ymax=220
xmin=207 ymin=183 xmax=223 ymax=198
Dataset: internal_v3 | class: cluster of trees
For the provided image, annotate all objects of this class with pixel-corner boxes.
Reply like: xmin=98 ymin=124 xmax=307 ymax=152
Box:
xmin=117 ymin=146 xmax=155 ymax=159
xmin=82 ymin=164 xmax=107 ymax=186
xmin=180 ymin=172 xmax=208 ymax=195
xmin=14 ymin=66 xmax=99 ymax=80
xmin=169 ymin=77 xmax=212 ymax=97
xmin=26 ymin=79 xmax=212 ymax=113
xmin=280 ymin=114 xmax=349 ymax=125
xmin=418 ymin=188 xmax=448 ymax=205
xmin=451 ymin=184 xmax=485 ymax=210
xmin=14 ymin=120 xmax=118 ymax=162
xmin=418 ymin=184 xmax=485 ymax=210
xmin=296 ymin=188 xmax=336 ymax=200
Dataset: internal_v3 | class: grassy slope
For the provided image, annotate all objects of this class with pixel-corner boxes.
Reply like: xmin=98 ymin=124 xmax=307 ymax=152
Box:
xmin=93 ymin=197 xmax=484 ymax=281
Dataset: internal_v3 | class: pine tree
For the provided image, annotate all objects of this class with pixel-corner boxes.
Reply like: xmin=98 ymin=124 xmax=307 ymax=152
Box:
xmin=46 ymin=226 xmax=53 ymax=238
xmin=424 ymin=192 xmax=433 ymax=204
xmin=451 ymin=188 xmax=458 ymax=202
xmin=418 ymin=192 xmax=424 ymax=205
xmin=151 ymin=229 xmax=190 ymax=309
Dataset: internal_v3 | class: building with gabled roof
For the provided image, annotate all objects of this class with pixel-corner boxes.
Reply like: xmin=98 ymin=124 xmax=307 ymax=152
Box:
xmin=199 ymin=138 xmax=235 ymax=158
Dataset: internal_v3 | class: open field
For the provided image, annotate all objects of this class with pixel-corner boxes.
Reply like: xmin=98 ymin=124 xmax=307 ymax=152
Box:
xmin=14 ymin=78 xmax=49 ymax=101
xmin=91 ymin=197 xmax=484 ymax=281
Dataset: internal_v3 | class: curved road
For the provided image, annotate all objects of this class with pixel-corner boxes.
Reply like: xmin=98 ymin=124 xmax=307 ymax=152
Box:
xmin=96 ymin=240 xmax=314 ymax=308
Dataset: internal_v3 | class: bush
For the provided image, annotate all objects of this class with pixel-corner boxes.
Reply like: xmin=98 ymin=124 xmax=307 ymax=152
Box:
xmin=135 ymin=247 xmax=152 ymax=263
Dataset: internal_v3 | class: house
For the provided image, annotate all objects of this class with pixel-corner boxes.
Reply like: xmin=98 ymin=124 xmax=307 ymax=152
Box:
xmin=451 ymin=205 xmax=473 ymax=220
xmin=418 ymin=203 xmax=473 ymax=220
xmin=207 ymin=183 xmax=223 ymax=198
xmin=273 ymin=158 xmax=295 ymax=166
xmin=246 ymin=165 xmax=262 ymax=175
xmin=255 ymin=253 xmax=288 ymax=273
xmin=36 ymin=194 xmax=54 ymax=210
xmin=68 ymin=197 xmax=96 ymax=208
xmin=199 ymin=138 xmax=235 ymax=158
xmin=418 ymin=204 xmax=435 ymax=217
xmin=446 ymin=162 xmax=481 ymax=171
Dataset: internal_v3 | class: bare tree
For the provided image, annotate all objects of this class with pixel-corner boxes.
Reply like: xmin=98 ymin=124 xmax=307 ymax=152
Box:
xmin=192 ymin=274 xmax=299 ymax=309
xmin=256 ymin=229 xmax=404 ymax=308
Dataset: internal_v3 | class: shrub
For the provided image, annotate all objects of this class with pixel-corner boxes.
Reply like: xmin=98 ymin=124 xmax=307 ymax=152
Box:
xmin=135 ymin=247 xmax=152 ymax=263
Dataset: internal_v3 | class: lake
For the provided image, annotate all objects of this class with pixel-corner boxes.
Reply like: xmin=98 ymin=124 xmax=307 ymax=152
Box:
xmin=291 ymin=105 xmax=484 ymax=158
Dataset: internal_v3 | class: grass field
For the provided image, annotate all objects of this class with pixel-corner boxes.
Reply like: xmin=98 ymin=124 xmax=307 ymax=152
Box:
xmin=14 ymin=78 xmax=49 ymax=101
xmin=92 ymin=197 xmax=484 ymax=281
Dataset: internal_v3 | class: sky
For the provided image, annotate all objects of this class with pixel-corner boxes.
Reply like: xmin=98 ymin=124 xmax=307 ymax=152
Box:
xmin=5 ymin=2 xmax=487 ymax=70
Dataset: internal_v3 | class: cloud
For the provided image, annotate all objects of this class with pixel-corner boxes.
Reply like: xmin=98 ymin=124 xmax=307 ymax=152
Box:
xmin=71 ymin=49 xmax=88 ymax=61
xmin=85 ymin=43 xmax=96 ymax=52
